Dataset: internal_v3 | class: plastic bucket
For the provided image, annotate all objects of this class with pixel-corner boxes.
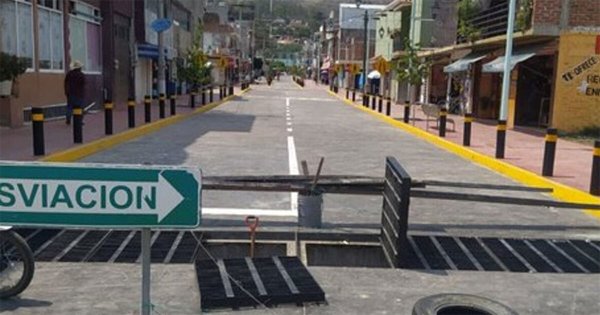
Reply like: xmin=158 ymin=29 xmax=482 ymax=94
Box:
xmin=298 ymin=193 xmax=323 ymax=228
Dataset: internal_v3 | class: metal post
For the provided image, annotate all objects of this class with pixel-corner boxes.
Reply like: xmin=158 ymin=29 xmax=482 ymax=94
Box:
xmin=371 ymin=94 xmax=376 ymax=110
xmin=128 ymin=98 xmax=136 ymax=128
xmin=201 ymin=86 xmax=206 ymax=105
xmin=497 ymin=0 xmax=517 ymax=157
xmin=140 ymin=228 xmax=151 ymax=315
xmin=463 ymin=113 xmax=473 ymax=146
xmin=346 ymin=88 xmax=349 ymax=99
xmin=31 ymin=107 xmax=45 ymax=156
xmin=439 ymin=108 xmax=447 ymax=137
xmin=144 ymin=96 xmax=151 ymax=123
xmin=73 ymin=107 xmax=83 ymax=143
xmin=590 ymin=140 xmax=600 ymax=196
xmin=157 ymin=0 xmax=166 ymax=97
xmin=542 ymin=128 xmax=557 ymax=176
xmin=170 ymin=94 xmax=176 ymax=115
xmin=496 ymin=120 xmax=507 ymax=158
xmin=378 ymin=95 xmax=383 ymax=113
xmin=386 ymin=97 xmax=391 ymax=116
xmin=362 ymin=9 xmax=368 ymax=96
xmin=190 ymin=92 xmax=195 ymax=108
xmin=104 ymin=101 xmax=113 ymax=135
xmin=159 ymin=94 xmax=165 ymax=119
xmin=403 ymin=101 xmax=410 ymax=123
xmin=209 ymin=86 xmax=214 ymax=103
xmin=352 ymin=89 xmax=356 ymax=102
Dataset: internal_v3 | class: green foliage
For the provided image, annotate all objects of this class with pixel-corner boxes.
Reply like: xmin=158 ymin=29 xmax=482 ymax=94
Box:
xmin=271 ymin=60 xmax=287 ymax=72
xmin=177 ymin=24 xmax=212 ymax=88
xmin=393 ymin=39 xmax=430 ymax=86
xmin=515 ymin=0 xmax=533 ymax=32
xmin=457 ymin=0 xmax=481 ymax=42
xmin=0 ymin=52 xmax=28 ymax=82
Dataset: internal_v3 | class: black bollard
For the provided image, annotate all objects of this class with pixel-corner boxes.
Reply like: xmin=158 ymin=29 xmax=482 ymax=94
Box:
xmin=209 ymin=86 xmax=214 ymax=103
xmin=31 ymin=107 xmax=45 ymax=156
xmin=495 ymin=120 xmax=507 ymax=159
xmin=463 ymin=113 xmax=473 ymax=146
xmin=542 ymin=128 xmax=558 ymax=176
xmin=590 ymin=140 xmax=600 ymax=196
xmin=229 ymin=85 xmax=234 ymax=96
xmin=73 ymin=107 xmax=83 ymax=143
xmin=364 ymin=94 xmax=370 ymax=107
xmin=371 ymin=94 xmax=377 ymax=110
xmin=403 ymin=101 xmax=410 ymax=123
xmin=127 ymin=98 xmax=136 ymax=128
xmin=190 ymin=92 xmax=196 ymax=108
xmin=439 ymin=107 xmax=447 ymax=137
xmin=386 ymin=97 xmax=391 ymax=116
xmin=219 ymin=85 xmax=223 ymax=99
xmin=104 ymin=101 xmax=113 ymax=135
xmin=159 ymin=94 xmax=165 ymax=119
xmin=346 ymin=88 xmax=349 ymax=99
xmin=352 ymin=89 xmax=356 ymax=102
xmin=378 ymin=95 xmax=383 ymax=113
xmin=170 ymin=94 xmax=176 ymax=115
xmin=201 ymin=87 xmax=206 ymax=105
xmin=144 ymin=95 xmax=151 ymax=122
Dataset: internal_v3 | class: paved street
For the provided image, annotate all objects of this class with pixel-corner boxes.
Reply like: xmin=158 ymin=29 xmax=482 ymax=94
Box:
xmin=82 ymin=78 xmax=600 ymax=238
xmin=4 ymin=78 xmax=600 ymax=314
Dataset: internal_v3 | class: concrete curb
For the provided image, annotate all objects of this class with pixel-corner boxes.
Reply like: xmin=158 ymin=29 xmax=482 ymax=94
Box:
xmin=40 ymin=88 xmax=252 ymax=163
xmin=327 ymin=90 xmax=600 ymax=220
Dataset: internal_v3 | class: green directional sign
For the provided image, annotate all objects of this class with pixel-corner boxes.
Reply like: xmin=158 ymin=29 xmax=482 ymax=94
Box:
xmin=0 ymin=162 xmax=201 ymax=228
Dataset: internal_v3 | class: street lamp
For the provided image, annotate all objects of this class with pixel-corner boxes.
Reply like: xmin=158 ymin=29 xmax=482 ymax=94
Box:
xmin=356 ymin=0 xmax=368 ymax=96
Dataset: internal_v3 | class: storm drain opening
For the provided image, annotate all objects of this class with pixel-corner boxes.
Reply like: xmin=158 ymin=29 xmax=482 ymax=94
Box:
xmin=412 ymin=294 xmax=518 ymax=315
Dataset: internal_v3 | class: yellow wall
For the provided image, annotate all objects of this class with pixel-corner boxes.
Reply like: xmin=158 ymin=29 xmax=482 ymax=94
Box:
xmin=552 ymin=32 xmax=600 ymax=132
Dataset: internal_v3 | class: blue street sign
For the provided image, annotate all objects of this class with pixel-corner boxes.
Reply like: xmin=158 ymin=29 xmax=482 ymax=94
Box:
xmin=151 ymin=18 xmax=172 ymax=33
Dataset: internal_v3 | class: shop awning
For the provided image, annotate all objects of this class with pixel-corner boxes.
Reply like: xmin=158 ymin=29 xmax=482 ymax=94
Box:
xmin=443 ymin=52 xmax=488 ymax=73
xmin=482 ymin=52 xmax=536 ymax=73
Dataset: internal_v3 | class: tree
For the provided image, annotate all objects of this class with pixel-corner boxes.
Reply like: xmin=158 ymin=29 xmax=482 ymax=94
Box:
xmin=393 ymin=39 xmax=430 ymax=103
xmin=177 ymin=24 xmax=212 ymax=89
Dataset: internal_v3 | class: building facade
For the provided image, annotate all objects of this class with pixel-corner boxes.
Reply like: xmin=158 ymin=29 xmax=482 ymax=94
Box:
xmin=0 ymin=0 xmax=204 ymax=128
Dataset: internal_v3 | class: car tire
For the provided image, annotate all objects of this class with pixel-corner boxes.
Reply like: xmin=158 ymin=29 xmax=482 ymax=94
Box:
xmin=412 ymin=294 xmax=518 ymax=315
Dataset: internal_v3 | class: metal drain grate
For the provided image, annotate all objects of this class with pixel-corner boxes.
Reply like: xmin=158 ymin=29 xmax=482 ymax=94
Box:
xmin=196 ymin=256 xmax=326 ymax=310
xmin=14 ymin=228 xmax=600 ymax=274
xmin=408 ymin=235 xmax=599 ymax=273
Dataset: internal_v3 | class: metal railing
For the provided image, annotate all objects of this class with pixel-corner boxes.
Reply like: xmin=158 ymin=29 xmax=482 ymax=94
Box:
xmin=457 ymin=1 xmax=528 ymax=44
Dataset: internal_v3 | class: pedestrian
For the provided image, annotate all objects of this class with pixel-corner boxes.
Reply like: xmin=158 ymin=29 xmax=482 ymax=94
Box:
xmin=64 ymin=60 xmax=86 ymax=125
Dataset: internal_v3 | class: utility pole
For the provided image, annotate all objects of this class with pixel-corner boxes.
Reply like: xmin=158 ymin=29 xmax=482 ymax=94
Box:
xmin=158 ymin=0 xmax=166 ymax=96
xmin=496 ymin=0 xmax=517 ymax=159
xmin=362 ymin=9 xmax=368 ymax=95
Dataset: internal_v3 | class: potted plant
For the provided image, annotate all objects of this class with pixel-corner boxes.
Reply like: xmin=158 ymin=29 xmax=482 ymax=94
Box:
xmin=0 ymin=52 xmax=28 ymax=96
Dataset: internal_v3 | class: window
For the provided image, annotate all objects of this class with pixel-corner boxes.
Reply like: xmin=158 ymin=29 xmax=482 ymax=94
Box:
xmin=68 ymin=1 xmax=101 ymax=72
xmin=38 ymin=0 xmax=64 ymax=70
xmin=172 ymin=4 xmax=190 ymax=31
xmin=0 ymin=0 xmax=35 ymax=69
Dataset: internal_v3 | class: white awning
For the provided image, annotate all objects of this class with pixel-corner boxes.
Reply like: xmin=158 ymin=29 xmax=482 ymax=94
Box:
xmin=443 ymin=52 xmax=488 ymax=73
xmin=482 ymin=52 xmax=536 ymax=73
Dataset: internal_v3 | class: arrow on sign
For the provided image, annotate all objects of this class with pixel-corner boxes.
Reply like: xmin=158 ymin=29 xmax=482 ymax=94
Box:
xmin=0 ymin=172 xmax=184 ymax=223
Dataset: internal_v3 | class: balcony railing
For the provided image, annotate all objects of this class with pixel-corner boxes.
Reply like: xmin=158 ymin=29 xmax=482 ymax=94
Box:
xmin=457 ymin=0 xmax=530 ymax=44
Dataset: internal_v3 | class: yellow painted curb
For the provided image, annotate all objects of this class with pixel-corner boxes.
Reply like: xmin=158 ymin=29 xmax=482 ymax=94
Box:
xmin=292 ymin=79 xmax=304 ymax=89
xmin=41 ymin=88 xmax=251 ymax=163
xmin=327 ymin=90 xmax=600 ymax=219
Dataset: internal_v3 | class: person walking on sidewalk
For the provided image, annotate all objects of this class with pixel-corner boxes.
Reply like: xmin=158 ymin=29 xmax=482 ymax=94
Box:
xmin=64 ymin=60 xmax=86 ymax=125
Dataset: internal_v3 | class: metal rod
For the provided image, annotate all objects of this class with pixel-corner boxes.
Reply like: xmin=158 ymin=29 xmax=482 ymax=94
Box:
xmin=499 ymin=0 xmax=517 ymax=121
xmin=140 ymin=228 xmax=151 ymax=315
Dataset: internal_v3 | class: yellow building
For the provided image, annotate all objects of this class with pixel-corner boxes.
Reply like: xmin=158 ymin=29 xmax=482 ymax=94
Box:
xmin=552 ymin=32 xmax=600 ymax=132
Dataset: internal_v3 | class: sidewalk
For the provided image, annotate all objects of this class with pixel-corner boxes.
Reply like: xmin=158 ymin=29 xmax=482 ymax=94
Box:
xmin=314 ymin=80 xmax=596 ymax=193
xmin=0 ymin=86 xmax=240 ymax=161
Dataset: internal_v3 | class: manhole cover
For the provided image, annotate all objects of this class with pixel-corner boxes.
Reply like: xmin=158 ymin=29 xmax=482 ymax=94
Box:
xmin=412 ymin=294 xmax=518 ymax=315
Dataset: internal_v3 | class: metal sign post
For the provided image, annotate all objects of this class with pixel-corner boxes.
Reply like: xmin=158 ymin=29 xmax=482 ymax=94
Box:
xmin=141 ymin=228 xmax=151 ymax=315
xmin=0 ymin=161 xmax=202 ymax=315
